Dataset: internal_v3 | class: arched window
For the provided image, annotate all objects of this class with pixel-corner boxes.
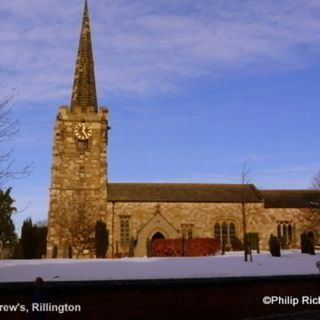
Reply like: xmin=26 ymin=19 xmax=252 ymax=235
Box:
xmin=288 ymin=225 xmax=292 ymax=242
xmin=213 ymin=222 xmax=237 ymax=247
xmin=120 ymin=216 xmax=130 ymax=245
xmin=230 ymin=223 xmax=236 ymax=242
xmin=283 ymin=225 xmax=287 ymax=242
xmin=151 ymin=232 xmax=165 ymax=242
xmin=181 ymin=224 xmax=194 ymax=239
xmin=276 ymin=221 xmax=295 ymax=246
xmin=222 ymin=222 xmax=228 ymax=241
xmin=277 ymin=224 xmax=281 ymax=238
xmin=214 ymin=223 xmax=220 ymax=240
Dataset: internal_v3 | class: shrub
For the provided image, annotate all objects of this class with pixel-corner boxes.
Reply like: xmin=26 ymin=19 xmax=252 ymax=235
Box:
xmin=152 ymin=238 xmax=220 ymax=257
xmin=301 ymin=233 xmax=308 ymax=253
xmin=152 ymin=239 xmax=180 ymax=257
xmin=95 ymin=219 xmax=108 ymax=258
xmin=12 ymin=241 xmax=23 ymax=259
xmin=246 ymin=233 xmax=260 ymax=253
xmin=20 ymin=219 xmax=47 ymax=259
xmin=301 ymin=232 xmax=315 ymax=255
xmin=21 ymin=218 xmax=34 ymax=259
xmin=309 ymin=238 xmax=315 ymax=255
xmin=269 ymin=234 xmax=281 ymax=257
xmin=186 ymin=238 xmax=220 ymax=256
xmin=231 ymin=237 xmax=243 ymax=251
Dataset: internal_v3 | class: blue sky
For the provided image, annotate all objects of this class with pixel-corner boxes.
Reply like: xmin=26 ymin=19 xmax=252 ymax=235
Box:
xmin=1 ymin=0 xmax=320 ymax=232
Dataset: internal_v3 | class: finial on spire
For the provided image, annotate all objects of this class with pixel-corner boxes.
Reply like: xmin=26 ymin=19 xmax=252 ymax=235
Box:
xmin=70 ymin=0 xmax=98 ymax=113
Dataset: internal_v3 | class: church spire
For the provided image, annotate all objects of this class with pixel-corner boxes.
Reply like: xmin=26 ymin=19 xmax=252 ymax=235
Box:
xmin=70 ymin=0 xmax=98 ymax=113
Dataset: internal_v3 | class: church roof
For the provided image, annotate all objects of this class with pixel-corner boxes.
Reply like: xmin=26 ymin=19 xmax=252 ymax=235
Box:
xmin=108 ymin=184 xmax=320 ymax=208
xmin=107 ymin=183 xmax=263 ymax=203
xmin=260 ymin=190 xmax=320 ymax=208
xmin=70 ymin=0 xmax=98 ymax=113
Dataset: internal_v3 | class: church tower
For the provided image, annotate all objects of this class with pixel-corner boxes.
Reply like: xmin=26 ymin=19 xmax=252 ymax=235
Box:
xmin=47 ymin=1 xmax=108 ymax=258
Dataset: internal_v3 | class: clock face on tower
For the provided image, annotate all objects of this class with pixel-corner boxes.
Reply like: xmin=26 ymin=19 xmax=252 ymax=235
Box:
xmin=74 ymin=123 xmax=93 ymax=140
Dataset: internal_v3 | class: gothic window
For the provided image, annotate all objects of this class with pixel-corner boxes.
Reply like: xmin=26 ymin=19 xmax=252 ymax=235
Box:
xmin=229 ymin=223 xmax=236 ymax=242
xmin=151 ymin=232 xmax=165 ymax=242
xmin=222 ymin=222 xmax=228 ymax=242
xmin=213 ymin=222 xmax=237 ymax=246
xmin=277 ymin=224 xmax=281 ymax=238
xmin=288 ymin=225 xmax=292 ymax=242
xmin=283 ymin=225 xmax=287 ymax=241
xmin=181 ymin=224 xmax=194 ymax=239
xmin=276 ymin=221 xmax=295 ymax=244
xmin=214 ymin=223 xmax=220 ymax=240
xmin=120 ymin=216 xmax=130 ymax=245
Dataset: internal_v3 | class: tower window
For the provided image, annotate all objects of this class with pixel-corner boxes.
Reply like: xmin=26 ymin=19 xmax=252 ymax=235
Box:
xmin=77 ymin=140 xmax=89 ymax=154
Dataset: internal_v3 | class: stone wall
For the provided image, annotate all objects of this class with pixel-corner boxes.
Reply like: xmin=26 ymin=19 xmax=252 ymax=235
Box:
xmin=255 ymin=207 xmax=314 ymax=248
xmin=106 ymin=201 xmax=314 ymax=257
xmin=47 ymin=106 xmax=108 ymax=258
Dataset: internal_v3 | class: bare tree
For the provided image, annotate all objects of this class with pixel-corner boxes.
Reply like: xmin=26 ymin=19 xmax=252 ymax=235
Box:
xmin=240 ymin=160 xmax=251 ymax=262
xmin=0 ymin=91 xmax=31 ymax=185
xmin=54 ymin=190 xmax=100 ymax=258
xmin=312 ymin=171 xmax=320 ymax=190
xmin=306 ymin=171 xmax=320 ymax=236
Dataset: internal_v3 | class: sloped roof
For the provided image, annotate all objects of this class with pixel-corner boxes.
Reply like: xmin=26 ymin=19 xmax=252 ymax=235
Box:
xmin=261 ymin=190 xmax=320 ymax=208
xmin=107 ymin=183 xmax=263 ymax=203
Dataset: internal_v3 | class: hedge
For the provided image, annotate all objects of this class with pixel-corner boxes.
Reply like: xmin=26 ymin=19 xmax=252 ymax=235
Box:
xmin=152 ymin=238 xmax=220 ymax=257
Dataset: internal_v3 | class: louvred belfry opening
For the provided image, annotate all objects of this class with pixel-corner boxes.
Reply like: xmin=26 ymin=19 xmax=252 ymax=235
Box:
xmin=70 ymin=0 xmax=98 ymax=113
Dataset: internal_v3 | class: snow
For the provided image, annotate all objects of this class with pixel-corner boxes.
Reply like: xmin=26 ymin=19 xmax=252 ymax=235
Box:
xmin=0 ymin=250 xmax=320 ymax=283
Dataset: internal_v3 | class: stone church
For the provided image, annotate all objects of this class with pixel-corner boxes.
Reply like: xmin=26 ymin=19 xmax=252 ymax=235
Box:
xmin=47 ymin=1 xmax=320 ymax=258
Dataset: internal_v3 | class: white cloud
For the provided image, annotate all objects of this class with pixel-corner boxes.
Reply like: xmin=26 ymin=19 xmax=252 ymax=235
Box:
xmin=1 ymin=0 xmax=320 ymax=102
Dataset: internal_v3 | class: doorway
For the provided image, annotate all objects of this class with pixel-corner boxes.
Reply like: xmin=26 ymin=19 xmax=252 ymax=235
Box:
xmin=151 ymin=232 xmax=165 ymax=242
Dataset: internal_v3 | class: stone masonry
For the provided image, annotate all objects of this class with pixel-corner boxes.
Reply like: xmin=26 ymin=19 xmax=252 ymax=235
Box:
xmin=107 ymin=201 xmax=314 ymax=257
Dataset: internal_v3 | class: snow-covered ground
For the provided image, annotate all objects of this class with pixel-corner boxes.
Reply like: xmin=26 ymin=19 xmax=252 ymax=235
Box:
xmin=0 ymin=250 xmax=319 ymax=283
